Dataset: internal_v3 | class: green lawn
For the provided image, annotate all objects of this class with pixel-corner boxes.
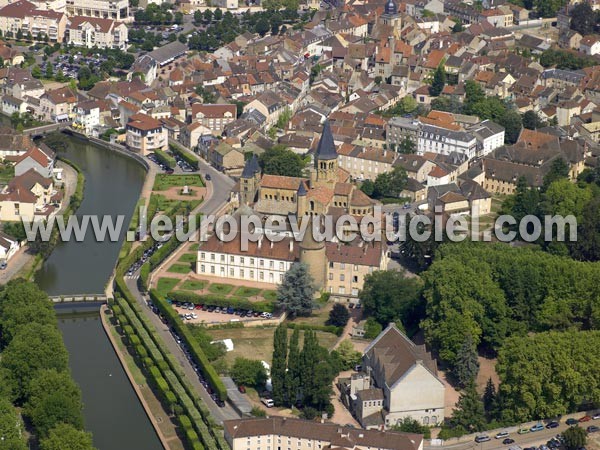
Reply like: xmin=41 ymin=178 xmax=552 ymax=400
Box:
xmin=178 ymin=253 xmax=197 ymax=263
xmin=263 ymin=290 xmax=278 ymax=301
xmin=179 ymin=280 xmax=206 ymax=291
xmin=156 ymin=277 xmax=180 ymax=296
xmin=153 ymin=174 xmax=204 ymax=191
xmin=0 ymin=163 xmax=14 ymax=183
xmin=189 ymin=243 xmax=199 ymax=251
xmin=234 ymin=287 xmax=262 ymax=297
xmin=167 ymin=263 xmax=192 ymax=274
xmin=208 ymin=283 xmax=234 ymax=295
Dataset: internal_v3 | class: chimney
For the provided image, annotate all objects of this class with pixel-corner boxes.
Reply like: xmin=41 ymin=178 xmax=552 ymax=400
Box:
xmin=289 ymin=240 xmax=294 ymax=252
xmin=258 ymin=234 xmax=263 ymax=249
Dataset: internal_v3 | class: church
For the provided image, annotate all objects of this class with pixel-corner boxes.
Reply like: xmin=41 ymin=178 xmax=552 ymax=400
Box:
xmin=198 ymin=122 xmax=388 ymax=303
xmin=235 ymin=120 xmax=377 ymax=219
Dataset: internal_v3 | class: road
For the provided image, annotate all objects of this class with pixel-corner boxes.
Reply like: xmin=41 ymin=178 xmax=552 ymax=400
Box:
xmin=429 ymin=417 xmax=600 ymax=450
xmin=125 ymin=152 xmax=238 ymax=424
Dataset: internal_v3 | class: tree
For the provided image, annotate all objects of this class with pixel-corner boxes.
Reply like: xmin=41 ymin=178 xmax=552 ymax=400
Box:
xmin=271 ymin=324 xmax=288 ymax=405
xmin=451 ymin=21 xmax=465 ymax=32
xmin=45 ymin=63 xmax=53 ymax=79
xmin=451 ymin=383 xmax=486 ymax=432
xmin=363 ymin=317 xmax=382 ymax=339
xmin=32 ymin=65 xmax=42 ymax=78
xmin=25 ymin=369 xmax=84 ymax=437
xmin=277 ymin=263 xmax=315 ymax=317
xmin=260 ymin=145 xmax=306 ymax=178
xmin=522 ymin=110 xmax=546 ymax=130
xmin=0 ymin=397 xmax=25 ymax=446
xmin=398 ymin=136 xmax=416 ymax=154
xmin=333 ymin=340 xmax=361 ymax=370
xmin=497 ymin=109 xmax=522 ymax=144
xmin=429 ymin=64 xmax=446 ymax=97
xmin=563 ymin=426 xmax=587 ymax=450
xmin=360 ymin=270 xmax=423 ymax=330
xmin=360 ymin=179 xmax=375 ymax=197
xmin=1 ymin=322 xmax=69 ymax=400
xmin=285 ymin=328 xmax=300 ymax=406
xmin=178 ymin=33 xmax=187 ymax=44
xmin=230 ymin=358 xmax=268 ymax=389
xmin=570 ymin=195 xmax=600 ymax=261
xmin=373 ymin=166 xmax=408 ymax=198
xmin=40 ymin=423 xmax=95 ymax=450
xmin=255 ymin=18 xmax=270 ymax=36
xmin=483 ymin=377 xmax=497 ymax=419
xmin=391 ymin=417 xmax=432 ymax=439
xmin=569 ymin=3 xmax=596 ymax=35
xmin=454 ymin=335 xmax=480 ymax=387
xmin=326 ymin=303 xmax=349 ymax=327
xmin=213 ymin=7 xmax=223 ymax=20
xmin=16 ymin=29 xmax=23 ymax=41
xmin=542 ymin=158 xmax=570 ymax=191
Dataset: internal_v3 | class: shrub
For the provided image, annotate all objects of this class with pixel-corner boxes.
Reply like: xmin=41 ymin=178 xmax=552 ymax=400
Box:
xmin=170 ymin=143 xmax=199 ymax=169
xmin=154 ymin=149 xmax=176 ymax=169
xmin=169 ymin=291 xmax=275 ymax=313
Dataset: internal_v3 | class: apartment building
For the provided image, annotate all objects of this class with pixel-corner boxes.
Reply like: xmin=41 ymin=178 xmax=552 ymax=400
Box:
xmin=0 ymin=0 xmax=67 ymax=43
xmin=39 ymin=86 xmax=77 ymax=122
xmin=66 ymin=0 xmax=128 ymax=20
xmin=336 ymin=144 xmax=397 ymax=181
xmin=67 ymin=16 xmax=127 ymax=49
xmin=0 ymin=169 xmax=59 ymax=221
xmin=417 ymin=124 xmax=477 ymax=160
xmin=125 ymin=113 xmax=167 ymax=155
xmin=224 ymin=417 xmax=423 ymax=450
xmin=386 ymin=116 xmax=420 ymax=148
xmin=73 ymin=100 xmax=100 ymax=135
xmin=190 ymin=103 xmax=238 ymax=135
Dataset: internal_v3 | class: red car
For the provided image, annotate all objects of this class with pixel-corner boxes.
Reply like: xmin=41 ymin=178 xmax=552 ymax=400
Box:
xmin=580 ymin=416 xmax=592 ymax=423
xmin=238 ymin=385 xmax=246 ymax=394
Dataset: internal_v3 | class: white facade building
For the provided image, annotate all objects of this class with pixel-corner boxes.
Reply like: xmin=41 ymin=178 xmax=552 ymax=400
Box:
xmin=417 ymin=124 xmax=477 ymax=160
xmin=65 ymin=0 xmax=128 ymax=20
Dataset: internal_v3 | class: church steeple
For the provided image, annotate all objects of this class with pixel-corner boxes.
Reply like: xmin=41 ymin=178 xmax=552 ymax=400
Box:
xmin=313 ymin=120 xmax=338 ymax=186
xmin=385 ymin=0 xmax=398 ymax=15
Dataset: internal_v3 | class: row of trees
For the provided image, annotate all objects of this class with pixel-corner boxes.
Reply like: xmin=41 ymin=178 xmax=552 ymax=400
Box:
xmin=539 ymin=49 xmax=598 ymax=70
xmin=0 ymin=280 xmax=94 ymax=449
xmin=133 ymin=3 xmax=183 ymax=25
xmin=271 ymin=325 xmax=345 ymax=417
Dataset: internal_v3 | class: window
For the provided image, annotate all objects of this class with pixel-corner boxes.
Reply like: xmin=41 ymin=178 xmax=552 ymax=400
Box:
xmin=353 ymin=276 xmax=358 ymax=283
xmin=260 ymin=271 xmax=264 ymax=280
xmin=210 ymin=254 xmax=215 ymax=261
xmin=352 ymin=288 xmax=359 ymax=296
xmin=200 ymin=252 xmax=205 ymax=260
xmin=329 ymin=262 xmax=334 ymax=268
xmin=210 ymin=266 xmax=215 ymax=274
xmin=220 ymin=255 xmax=225 ymax=262
xmin=230 ymin=268 xmax=234 ymax=276
xmin=240 ymin=269 xmax=245 ymax=278
xmin=250 ymin=258 xmax=255 ymax=265
xmin=250 ymin=270 xmax=254 ymax=278
xmin=353 ymin=265 xmax=358 ymax=271
xmin=230 ymin=255 xmax=234 ymax=263
xmin=339 ymin=286 xmax=345 ymax=294
xmin=240 ymin=257 xmax=245 ymax=264
xmin=279 ymin=262 xmax=284 ymax=270
xmin=340 ymin=274 xmax=345 ymax=281
xmin=200 ymin=265 xmax=205 ymax=273
xmin=329 ymin=273 xmax=333 ymax=280
xmin=260 ymin=259 xmax=264 ymax=267
xmin=270 ymin=261 xmax=274 ymax=268
xmin=340 ymin=263 xmax=345 ymax=269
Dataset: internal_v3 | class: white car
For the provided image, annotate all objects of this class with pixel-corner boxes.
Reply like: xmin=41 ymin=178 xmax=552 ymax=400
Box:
xmin=191 ymin=313 xmax=198 ymax=319
xmin=593 ymin=413 xmax=600 ymax=420
xmin=495 ymin=432 xmax=509 ymax=439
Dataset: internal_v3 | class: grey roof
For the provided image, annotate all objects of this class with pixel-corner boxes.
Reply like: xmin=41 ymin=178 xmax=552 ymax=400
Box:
xmin=147 ymin=41 xmax=188 ymax=66
xmin=297 ymin=180 xmax=307 ymax=196
xmin=315 ymin=120 xmax=338 ymax=160
xmin=241 ymin=154 xmax=261 ymax=179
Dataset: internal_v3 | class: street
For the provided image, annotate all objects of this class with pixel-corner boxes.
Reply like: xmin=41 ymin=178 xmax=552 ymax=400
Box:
xmin=125 ymin=153 xmax=238 ymax=424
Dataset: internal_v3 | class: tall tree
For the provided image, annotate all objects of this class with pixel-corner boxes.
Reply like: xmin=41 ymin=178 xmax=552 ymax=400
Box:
xmin=569 ymin=2 xmax=595 ymax=34
xmin=373 ymin=166 xmax=408 ymax=198
xmin=542 ymin=158 xmax=570 ymax=191
xmin=40 ymin=423 xmax=95 ymax=450
xmin=260 ymin=145 xmax=306 ymax=178
xmin=326 ymin=303 xmax=350 ymax=327
xmin=277 ymin=263 xmax=315 ymax=318
xmin=285 ymin=328 xmax=300 ymax=406
xmin=563 ymin=426 xmax=587 ymax=450
xmin=451 ymin=383 xmax=486 ymax=432
xmin=271 ymin=324 xmax=288 ymax=406
xmin=360 ymin=270 xmax=423 ymax=330
xmin=522 ymin=110 xmax=547 ymax=130
xmin=454 ymin=335 xmax=480 ymax=387
xmin=0 ymin=397 xmax=25 ymax=447
xmin=429 ymin=64 xmax=446 ymax=97
xmin=483 ymin=377 xmax=497 ymax=419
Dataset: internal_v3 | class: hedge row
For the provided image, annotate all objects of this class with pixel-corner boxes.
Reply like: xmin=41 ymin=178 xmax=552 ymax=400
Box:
xmin=168 ymin=290 xmax=276 ymax=313
xmin=113 ymin=295 xmax=219 ymax=450
xmin=287 ymin=322 xmax=343 ymax=336
xmin=154 ymin=149 xmax=176 ymax=169
xmin=139 ymin=263 xmax=150 ymax=293
xmin=150 ymin=289 xmax=227 ymax=401
xmin=170 ymin=143 xmax=199 ymax=170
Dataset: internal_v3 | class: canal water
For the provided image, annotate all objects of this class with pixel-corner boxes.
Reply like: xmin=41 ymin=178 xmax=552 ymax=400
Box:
xmin=34 ymin=137 xmax=163 ymax=450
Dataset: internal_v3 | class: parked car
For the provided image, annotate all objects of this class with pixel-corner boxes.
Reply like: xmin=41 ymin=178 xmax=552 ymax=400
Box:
xmin=238 ymin=385 xmax=246 ymax=393
xmin=261 ymin=398 xmax=274 ymax=408
xmin=503 ymin=439 xmax=515 ymax=445
xmin=579 ymin=416 xmax=592 ymax=423
xmin=546 ymin=421 xmax=560 ymax=429
xmin=587 ymin=426 xmax=600 ymax=433
xmin=205 ymin=173 xmax=211 ymax=181
xmin=531 ymin=424 xmax=545 ymax=432
xmin=495 ymin=432 xmax=510 ymax=439
xmin=518 ymin=428 xmax=530 ymax=435
xmin=593 ymin=413 xmax=600 ymax=420
xmin=475 ymin=436 xmax=491 ymax=443
xmin=567 ymin=418 xmax=579 ymax=426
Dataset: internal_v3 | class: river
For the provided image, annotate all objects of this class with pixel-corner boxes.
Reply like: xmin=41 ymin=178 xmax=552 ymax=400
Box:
xmin=33 ymin=136 xmax=164 ymax=450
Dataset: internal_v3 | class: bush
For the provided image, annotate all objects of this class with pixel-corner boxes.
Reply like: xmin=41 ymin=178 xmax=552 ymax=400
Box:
xmin=170 ymin=143 xmax=199 ymax=169
xmin=326 ymin=303 xmax=350 ymax=327
xmin=154 ymin=149 xmax=176 ymax=169
xmin=287 ymin=322 xmax=342 ymax=336
xmin=169 ymin=291 xmax=276 ymax=313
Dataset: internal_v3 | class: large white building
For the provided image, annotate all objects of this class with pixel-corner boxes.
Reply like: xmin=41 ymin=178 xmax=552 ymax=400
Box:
xmin=469 ymin=120 xmax=505 ymax=157
xmin=417 ymin=124 xmax=477 ymax=160
xmin=125 ymin=113 xmax=167 ymax=155
xmin=67 ymin=16 xmax=127 ymax=49
xmin=65 ymin=0 xmax=128 ymax=20
xmin=224 ymin=417 xmax=424 ymax=450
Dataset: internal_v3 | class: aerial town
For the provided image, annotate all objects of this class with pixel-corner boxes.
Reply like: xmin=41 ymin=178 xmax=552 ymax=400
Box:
xmin=0 ymin=0 xmax=597 ymax=448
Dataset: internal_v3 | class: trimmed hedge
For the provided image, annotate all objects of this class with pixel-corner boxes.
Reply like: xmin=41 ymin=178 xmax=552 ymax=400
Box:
xmin=155 ymin=149 xmax=176 ymax=169
xmin=287 ymin=322 xmax=343 ymax=336
xmin=170 ymin=143 xmax=199 ymax=170
xmin=168 ymin=291 xmax=276 ymax=313
xmin=150 ymin=289 xmax=227 ymax=401
xmin=139 ymin=263 xmax=150 ymax=292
